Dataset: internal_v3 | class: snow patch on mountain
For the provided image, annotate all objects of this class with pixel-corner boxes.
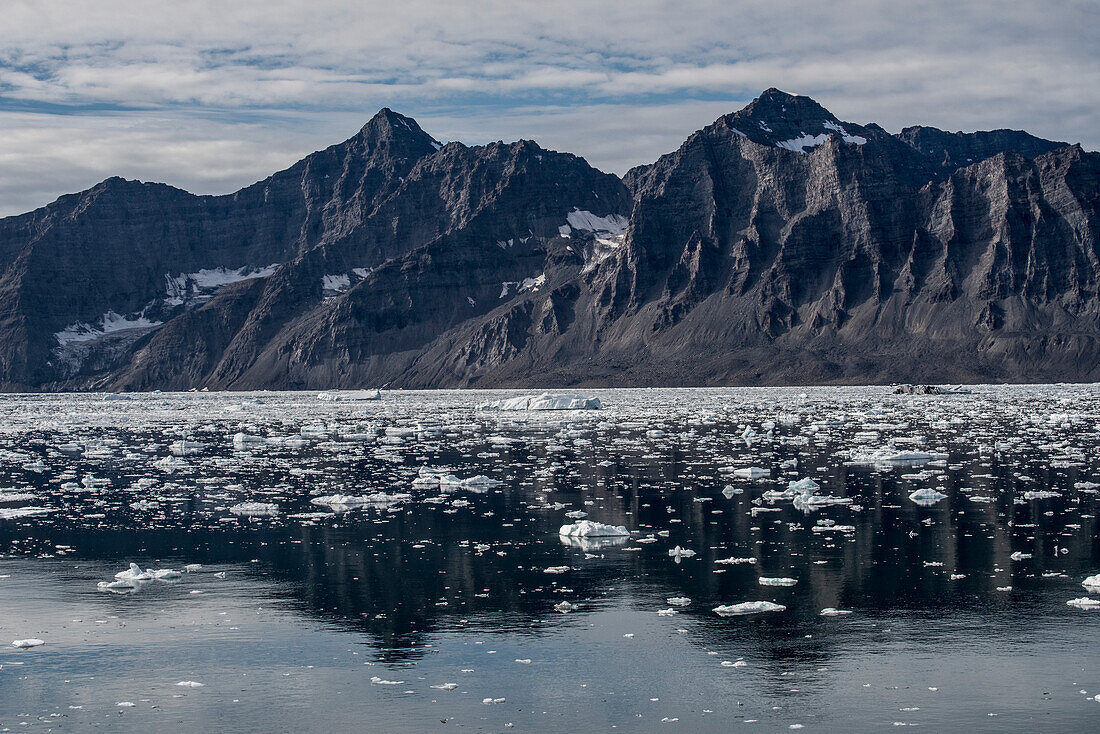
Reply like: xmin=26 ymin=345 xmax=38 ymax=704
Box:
xmin=776 ymin=133 xmax=831 ymax=153
xmin=566 ymin=209 xmax=629 ymax=235
xmin=165 ymin=264 xmax=279 ymax=306
xmin=322 ymin=274 xmax=351 ymax=293
xmin=56 ymin=312 xmax=163 ymax=346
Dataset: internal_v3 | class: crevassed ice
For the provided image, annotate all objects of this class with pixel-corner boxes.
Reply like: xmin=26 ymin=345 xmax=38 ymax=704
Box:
xmin=165 ymin=264 xmax=279 ymax=306
xmin=55 ymin=312 xmax=163 ymax=346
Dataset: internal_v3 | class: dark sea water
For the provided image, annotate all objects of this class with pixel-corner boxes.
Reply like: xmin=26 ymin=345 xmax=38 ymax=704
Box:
xmin=0 ymin=387 xmax=1098 ymax=732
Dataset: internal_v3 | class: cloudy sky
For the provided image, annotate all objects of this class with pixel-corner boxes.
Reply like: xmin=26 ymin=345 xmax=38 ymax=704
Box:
xmin=1 ymin=0 xmax=1096 ymax=216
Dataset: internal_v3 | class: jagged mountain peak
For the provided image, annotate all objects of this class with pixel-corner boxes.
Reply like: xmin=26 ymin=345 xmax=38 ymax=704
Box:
xmin=716 ymin=88 xmax=871 ymax=154
xmin=356 ymin=107 xmax=443 ymax=153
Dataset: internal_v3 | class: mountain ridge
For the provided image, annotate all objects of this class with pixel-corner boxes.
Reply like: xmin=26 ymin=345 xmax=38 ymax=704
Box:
xmin=1 ymin=88 xmax=1096 ymax=390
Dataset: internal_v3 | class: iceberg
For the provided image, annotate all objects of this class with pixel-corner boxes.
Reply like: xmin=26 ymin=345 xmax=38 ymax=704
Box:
xmin=908 ymin=488 xmax=948 ymax=505
xmin=559 ymin=520 xmax=629 ymax=538
xmin=479 ymin=393 xmax=602 ymax=411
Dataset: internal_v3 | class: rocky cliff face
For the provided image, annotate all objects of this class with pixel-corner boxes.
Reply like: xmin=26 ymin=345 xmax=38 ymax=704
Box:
xmin=0 ymin=89 xmax=1096 ymax=390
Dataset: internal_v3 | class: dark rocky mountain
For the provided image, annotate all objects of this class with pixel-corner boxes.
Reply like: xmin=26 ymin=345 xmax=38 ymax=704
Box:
xmin=1 ymin=88 xmax=1097 ymax=390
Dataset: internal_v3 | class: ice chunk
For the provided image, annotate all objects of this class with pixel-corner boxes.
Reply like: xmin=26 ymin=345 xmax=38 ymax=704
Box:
xmin=176 ymin=681 xmax=205 ymax=688
xmin=713 ymin=601 xmax=786 ymax=616
xmin=1082 ymin=574 xmax=1100 ymax=590
xmin=819 ymin=608 xmax=853 ymax=616
xmin=1067 ymin=597 xmax=1100 ymax=609
xmin=12 ymin=638 xmax=45 ymax=648
xmin=115 ymin=563 xmax=154 ymax=582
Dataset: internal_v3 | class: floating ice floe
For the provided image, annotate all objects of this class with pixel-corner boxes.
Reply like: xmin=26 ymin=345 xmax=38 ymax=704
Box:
xmin=1082 ymin=574 xmax=1100 ymax=590
xmin=713 ymin=601 xmax=786 ymax=616
xmin=0 ymin=507 xmax=54 ymax=520
xmin=1023 ymin=490 xmax=1061 ymax=500
xmin=1066 ymin=597 xmax=1100 ymax=609
xmin=819 ymin=608 xmax=853 ymax=616
xmin=317 ymin=389 xmax=381 ymax=402
xmin=478 ymin=393 xmax=602 ymax=411
xmin=848 ymin=450 xmax=942 ymax=467
xmin=311 ymin=493 xmax=411 ymax=511
xmin=554 ymin=601 xmax=578 ymax=613
xmin=11 ymin=638 xmax=45 ymax=648
xmin=229 ymin=502 xmax=279 ymax=517
xmin=176 ymin=681 xmax=205 ymax=688
xmin=908 ymin=488 xmax=948 ymax=505
xmin=758 ymin=577 xmax=797 ymax=586
xmin=169 ymin=440 xmax=205 ymax=456
xmin=668 ymin=546 xmax=697 ymax=560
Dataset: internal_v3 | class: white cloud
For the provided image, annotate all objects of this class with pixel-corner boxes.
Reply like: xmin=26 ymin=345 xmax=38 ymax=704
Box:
xmin=0 ymin=0 xmax=1096 ymax=215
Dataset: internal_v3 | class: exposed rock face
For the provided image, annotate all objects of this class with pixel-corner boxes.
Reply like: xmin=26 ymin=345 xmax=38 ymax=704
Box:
xmin=0 ymin=89 xmax=1096 ymax=390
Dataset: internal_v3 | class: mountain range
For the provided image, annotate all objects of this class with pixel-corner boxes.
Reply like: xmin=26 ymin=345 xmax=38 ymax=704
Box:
xmin=1 ymin=88 xmax=1096 ymax=391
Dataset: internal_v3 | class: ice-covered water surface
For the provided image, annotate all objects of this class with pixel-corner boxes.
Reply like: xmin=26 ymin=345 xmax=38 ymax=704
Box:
xmin=0 ymin=386 xmax=1098 ymax=732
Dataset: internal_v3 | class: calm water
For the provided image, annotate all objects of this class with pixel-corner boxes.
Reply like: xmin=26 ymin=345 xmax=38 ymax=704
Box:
xmin=0 ymin=387 xmax=1098 ymax=732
